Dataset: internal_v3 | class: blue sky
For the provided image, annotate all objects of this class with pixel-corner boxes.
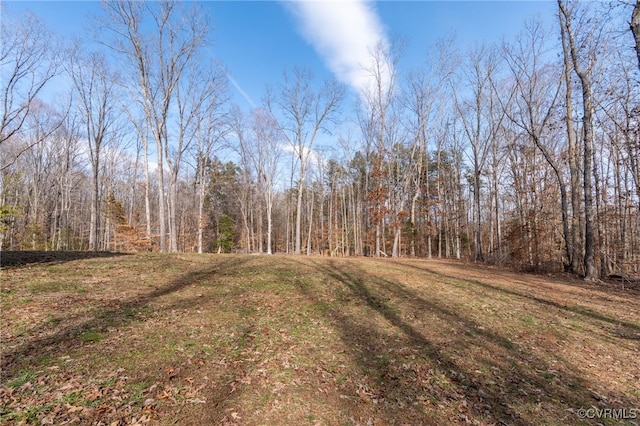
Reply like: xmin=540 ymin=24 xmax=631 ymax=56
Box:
xmin=5 ymin=1 xmax=558 ymax=111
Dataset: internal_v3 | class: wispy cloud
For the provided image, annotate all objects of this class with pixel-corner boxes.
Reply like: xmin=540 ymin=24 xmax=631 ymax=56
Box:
xmin=284 ymin=0 xmax=389 ymax=95
xmin=280 ymin=141 xmax=324 ymax=170
xmin=227 ymin=74 xmax=257 ymax=109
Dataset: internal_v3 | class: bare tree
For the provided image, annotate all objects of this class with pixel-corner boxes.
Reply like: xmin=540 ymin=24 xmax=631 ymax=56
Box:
xmin=0 ymin=8 xmax=60 ymax=147
xmin=558 ymin=0 xmax=602 ymax=281
xmin=169 ymin=61 xmax=226 ymax=252
xmin=632 ymin=0 xmax=640 ymax=70
xmin=100 ymin=0 xmax=208 ymax=252
xmin=557 ymin=6 xmax=584 ymax=275
xmin=12 ymin=101 xmax=72 ymax=249
xmin=267 ymin=67 xmax=344 ymax=255
xmin=452 ymin=44 xmax=502 ymax=261
xmin=404 ymin=39 xmax=455 ymax=257
xmin=501 ymin=19 xmax=574 ymax=271
xmin=359 ymin=40 xmax=400 ymax=257
xmin=593 ymin=35 xmax=640 ymax=277
xmin=67 ymin=46 xmax=119 ymax=251
xmin=1 ymin=8 xmax=63 ymax=174
xmin=247 ymin=109 xmax=284 ymax=254
xmin=193 ymin=86 xmax=229 ymax=254
xmin=230 ymin=108 xmax=257 ymax=253
xmin=120 ymin=108 xmax=153 ymax=241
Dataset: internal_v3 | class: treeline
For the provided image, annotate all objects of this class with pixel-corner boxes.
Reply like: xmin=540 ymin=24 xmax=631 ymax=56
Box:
xmin=1 ymin=1 xmax=639 ymax=281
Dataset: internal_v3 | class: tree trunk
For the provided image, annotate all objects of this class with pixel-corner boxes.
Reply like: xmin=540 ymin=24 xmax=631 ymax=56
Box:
xmin=474 ymin=167 xmax=483 ymax=261
xmin=582 ymin=85 xmax=597 ymax=281
xmin=169 ymin=172 xmax=179 ymax=252
xmin=295 ymin=163 xmax=304 ymax=255
xmin=143 ymin=139 xmax=152 ymax=242
xmin=593 ymin=135 xmax=607 ymax=278
xmin=410 ymin=190 xmax=419 ymax=257
xmin=558 ymin=0 xmax=598 ymax=280
xmin=257 ymin=198 xmax=263 ymax=253
xmin=197 ymin=162 xmax=206 ymax=254
xmin=392 ymin=226 xmax=401 ymax=258
xmin=89 ymin=166 xmax=99 ymax=251
xmin=632 ymin=1 xmax=640 ymax=71
xmin=156 ymin=139 xmax=166 ymax=252
xmin=531 ymin=135 xmax=573 ymax=271
xmin=266 ymin=196 xmax=273 ymax=254
xmin=306 ymin=185 xmax=314 ymax=256
xmin=559 ymin=1 xmax=582 ymax=275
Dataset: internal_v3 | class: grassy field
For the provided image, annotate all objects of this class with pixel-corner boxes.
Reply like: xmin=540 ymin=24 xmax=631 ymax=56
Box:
xmin=1 ymin=252 xmax=639 ymax=425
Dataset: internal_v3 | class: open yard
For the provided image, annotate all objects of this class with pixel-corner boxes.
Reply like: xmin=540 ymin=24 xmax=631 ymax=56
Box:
xmin=1 ymin=252 xmax=639 ymax=425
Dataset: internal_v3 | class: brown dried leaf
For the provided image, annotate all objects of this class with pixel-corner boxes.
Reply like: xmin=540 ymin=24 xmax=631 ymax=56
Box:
xmin=66 ymin=403 xmax=84 ymax=413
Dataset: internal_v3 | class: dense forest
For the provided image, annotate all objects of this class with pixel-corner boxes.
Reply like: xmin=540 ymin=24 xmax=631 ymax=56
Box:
xmin=1 ymin=0 xmax=639 ymax=281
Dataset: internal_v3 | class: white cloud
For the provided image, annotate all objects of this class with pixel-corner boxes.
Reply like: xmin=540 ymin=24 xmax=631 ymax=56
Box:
xmin=280 ymin=141 xmax=325 ymax=175
xmin=284 ymin=0 xmax=390 ymax=95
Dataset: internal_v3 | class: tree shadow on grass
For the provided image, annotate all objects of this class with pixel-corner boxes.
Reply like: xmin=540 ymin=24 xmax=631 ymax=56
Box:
xmin=394 ymin=260 xmax=640 ymax=336
xmin=0 ymin=251 xmax=130 ymax=268
xmin=301 ymin=259 xmax=637 ymax=426
xmin=0 ymin=256 xmax=249 ymax=381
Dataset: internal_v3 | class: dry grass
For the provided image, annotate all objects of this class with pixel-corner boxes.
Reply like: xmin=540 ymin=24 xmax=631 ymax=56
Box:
xmin=1 ymin=252 xmax=639 ymax=425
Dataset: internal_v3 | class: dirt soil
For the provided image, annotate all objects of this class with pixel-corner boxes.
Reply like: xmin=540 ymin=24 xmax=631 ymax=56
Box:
xmin=1 ymin=252 xmax=639 ymax=425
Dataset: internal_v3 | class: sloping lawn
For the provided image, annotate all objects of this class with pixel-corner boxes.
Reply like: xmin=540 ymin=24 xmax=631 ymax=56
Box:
xmin=1 ymin=253 xmax=639 ymax=425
